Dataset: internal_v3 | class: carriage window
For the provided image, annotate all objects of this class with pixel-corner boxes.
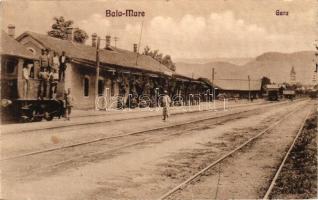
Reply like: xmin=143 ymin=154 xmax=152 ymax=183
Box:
xmin=98 ymin=79 xmax=104 ymax=96
xmin=83 ymin=77 xmax=89 ymax=97
xmin=6 ymin=60 xmax=17 ymax=74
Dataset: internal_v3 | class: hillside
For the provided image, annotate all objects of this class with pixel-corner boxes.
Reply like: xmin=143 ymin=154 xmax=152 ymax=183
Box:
xmin=174 ymin=57 xmax=253 ymax=65
xmin=176 ymin=51 xmax=316 ymax=84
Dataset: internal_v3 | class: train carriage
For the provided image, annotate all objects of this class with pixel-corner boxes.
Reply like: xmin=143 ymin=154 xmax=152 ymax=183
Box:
xmin=1 ymin=31 xmax=65 ymax=122
xmin=283 ymin=89 xmax=296 ymax=100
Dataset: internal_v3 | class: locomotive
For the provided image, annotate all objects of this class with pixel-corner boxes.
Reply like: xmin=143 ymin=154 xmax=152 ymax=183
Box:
xmin=265 ymin=84 xmax=280 ymax=101
xmin=1 ymin=58 xmax=66 ymax=122
xmin=308 ymin=89 xmax=318 ymax=99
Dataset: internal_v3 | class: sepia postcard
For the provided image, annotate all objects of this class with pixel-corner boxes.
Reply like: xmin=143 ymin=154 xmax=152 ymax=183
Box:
xmin=0 ymin=0 xmax=317 ymax=199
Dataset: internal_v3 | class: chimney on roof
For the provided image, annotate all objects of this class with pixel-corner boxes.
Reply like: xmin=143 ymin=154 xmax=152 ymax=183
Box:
xmin=66 ymin=27 xmax=73 ymax=41
xmin=92 ymin=33 xmax=97 ymax=47
xmin=8 ymin=24 xmax=15 ymax=38
xmin=105 ymin=35 xmax=111 ymax=49
xmin=133 ymin=43 xmax=138 ymax=53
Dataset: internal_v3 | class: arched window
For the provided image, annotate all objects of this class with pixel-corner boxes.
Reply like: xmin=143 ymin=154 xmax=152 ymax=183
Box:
xmin=5 ymin=59 xmax=17 ymax=74
xmin=83 ymin=76 xmax=90 ymax=97
xmin=27 ymin=47 xmax=36 ymax=55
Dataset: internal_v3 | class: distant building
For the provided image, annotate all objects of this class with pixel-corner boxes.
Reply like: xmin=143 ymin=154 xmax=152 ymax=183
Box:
xmin=212 ymin=79 xmax=262 ymax=99
xmin=290 ymin=66 xmax=296 ymax=84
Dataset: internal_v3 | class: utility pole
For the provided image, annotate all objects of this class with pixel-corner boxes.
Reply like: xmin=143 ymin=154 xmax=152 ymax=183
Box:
xmin=135 ymin=20 xmax=144 ymax=66
xmin=248 ymin=75 xmax=251 ymax=101
xmin=314 ymin=43 xmax=318 ymax=84
xmin=95 ymin=37 xmax=101 ymax=104
xmin=212 ymin=67 xmax=215 ymax=101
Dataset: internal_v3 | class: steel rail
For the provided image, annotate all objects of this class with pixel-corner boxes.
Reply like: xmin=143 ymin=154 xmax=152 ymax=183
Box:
xmin=8 ymin=109 xmax=250 ymax=176
xmin=157 ymin=102 xmax=310 ymax=200
xmin=262 ymin=108 xmax=312 ymax=199
xmin=34 ymin=121 xmax=204 ymax=171
xmin=13 ymin=101 xmax=308 ymax=178
xmin=1 ymin=108 xmax=256 ymax=161
xmin=1 ymin=100 xmax=298 ymax=162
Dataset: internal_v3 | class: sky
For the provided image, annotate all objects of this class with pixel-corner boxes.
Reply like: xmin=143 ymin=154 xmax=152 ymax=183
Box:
xmin=1 ymin=0 xmax=317 ymax=59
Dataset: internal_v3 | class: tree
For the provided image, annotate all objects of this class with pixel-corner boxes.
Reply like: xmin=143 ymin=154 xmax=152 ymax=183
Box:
xmin=162 ymin=55 xmax=176 ymax=71
xmin=142 ymin=46 xmax=176 ymax=71
xmin=261 ymin=76 xmax=271 ymax=95
xmin=143 ymin=46 xmax=151 ymax=55
xmin=48 ymin=16 xmax=88 ymax=44
xmin=261 ymin=76 xmax=271 ymax=87
xmin=155 ymin=53 xmax=163 ymax=63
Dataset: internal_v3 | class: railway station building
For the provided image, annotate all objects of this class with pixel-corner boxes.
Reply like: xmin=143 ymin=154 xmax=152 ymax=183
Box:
xmin=15 ymin=29 xmax=211 ymax=109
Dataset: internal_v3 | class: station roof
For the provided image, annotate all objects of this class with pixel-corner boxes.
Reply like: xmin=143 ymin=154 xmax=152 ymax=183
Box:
xmin=213 ymin=79 xmax=262 ymax=91
xmin=16 ymin=31 xmax=174 ymax=76
xmin=1 ymin=31 xmax=37 ymax=60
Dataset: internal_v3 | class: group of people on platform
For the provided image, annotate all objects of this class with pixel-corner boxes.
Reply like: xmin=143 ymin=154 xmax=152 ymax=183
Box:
xmin=37 ymin=49 xmax=68 ymax=100
xmin=21 ymin=49 xmax=73 ymax=120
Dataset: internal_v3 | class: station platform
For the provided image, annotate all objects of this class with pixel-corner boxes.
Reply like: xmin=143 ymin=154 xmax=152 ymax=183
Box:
xmin=1 ymin=99 xmax=265 ymax=134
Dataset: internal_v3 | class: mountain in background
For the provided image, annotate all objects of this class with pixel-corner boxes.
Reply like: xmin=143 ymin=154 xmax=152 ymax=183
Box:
xmin=174 ymin=57 xmax=253 ymax=65
xmin=176 ymin=51 xmax=316 ymax=85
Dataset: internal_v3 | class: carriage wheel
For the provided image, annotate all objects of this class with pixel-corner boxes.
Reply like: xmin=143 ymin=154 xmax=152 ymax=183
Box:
xmin=19 ymin=115 xmax=31 ymax=123
xmin=44 ymin=112 xmax=53 ymax=121
xmin=32 ymin=109 xmax=43 ymax=122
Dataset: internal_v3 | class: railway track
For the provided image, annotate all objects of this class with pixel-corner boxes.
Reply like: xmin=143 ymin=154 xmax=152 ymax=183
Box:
xmin=2 ymin=100 xmax=307 ymax=183
xmin=0 ymin=108 xmax=254 ymax=161
xmin=25 ymin=117 xmax=219 ymax=172
xmin=1 ymin=100 xmax=302 ymax=162
xmin=156 ymin=101 xmax=312 ymax=200
xmin=1 ymin=100 xmax=285 ymax=135
xmin=262 ymin=108 xmax=312 ymax=199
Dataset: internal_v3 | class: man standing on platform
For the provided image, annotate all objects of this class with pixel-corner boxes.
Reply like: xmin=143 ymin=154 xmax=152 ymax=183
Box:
xmin=22 ymin=63 xmax=32 ymax=99
xmin=39 ymin=49 xmax=49 ymax=71
xmin=52 ymin=51 xmax=60 ymax=72
xmin=64 ymin=88 xmax=74 ymax=120
xmin=162 ymin=90 xmax=171 ymax=121
xmin=49 ymin=68 xmax=59 ymax=99
xmin=37 ymin=67 xmax=49 ymax=99
xmin=59 ymin=51 xmax=67 ymax=81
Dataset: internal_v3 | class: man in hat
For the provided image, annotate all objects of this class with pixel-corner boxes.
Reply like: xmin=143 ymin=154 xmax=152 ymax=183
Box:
xmin=162 ymin=90 xmax=171 ymax=121
xmin=59 ymin=51 xmax=67 ymax=81
xmin=52 ymin=51 xmax=60 ymax=72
